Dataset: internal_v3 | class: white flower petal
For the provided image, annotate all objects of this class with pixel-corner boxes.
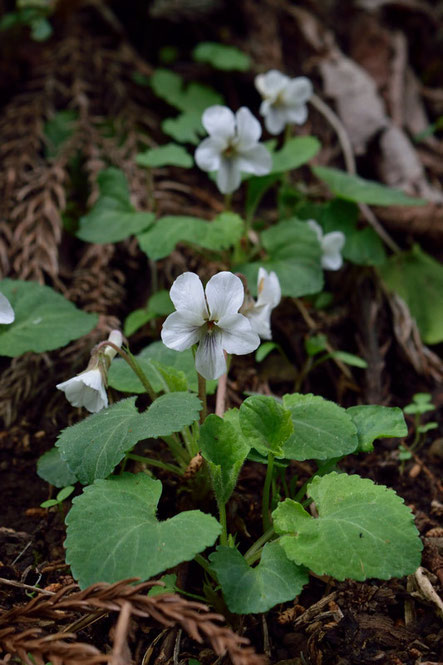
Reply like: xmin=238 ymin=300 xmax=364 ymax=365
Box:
xmin=202 ymin=105 xmax=235 ymax=139
xmin=195 ymin=137 xmax=224 ymax=172
xmin=307 ymin=219 xmax=323 ymax=242
xmin=169 ymin=272 xmax=208 ymax=318
xmin=256 ymin=268 xmax=281 ymax=308
xmin=235 ymin=107 xmax=262 ymax=150
xmin=56 ymin=369 xmax=108 ymax=413
xmin=217 ymin=313 xmax=260 ymax=354
xmin=255 ymin=70 xmax=289 ymax=99
xmin=263 ymin=107 xmax=288 ymax=135
xmin=206 ymin=271 xmax=244 ymax=320
xmin=104 ymin=330 xmax=123 ymax=361
xmin=321 ymin=232 xmax=346 ymax=271
xmin=195 ymin=331 xmax=226 ymax=380
xmin=216 ymin=157 xmax=242 ymax=194
xmin=245 ymin=305 xmax=273 ymax=340
xmin=285 ymin=104 xmax=308 ymax=126
xmin=282 ymin=77 xmax=313 ymax=105
xmin=161 ymin=310 xmax=204 ymax=351
xmin=0 ymin=292 xmax=14 ymax=324
xmin=236 ymin=145 xmax=272 ymax=176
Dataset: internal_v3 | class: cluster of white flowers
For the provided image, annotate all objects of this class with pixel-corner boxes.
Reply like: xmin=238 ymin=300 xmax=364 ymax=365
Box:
xmin=0 ymin=292 xmax=14 ymax=324
xmin=307 ymin=220 xmax=346 ymax=271
xmin=161 ymin=269 xmax=280 ymax=380
xmin=56 ymin=330 xmax=123 ymax=413
xmin=195 ymin=69 xmax=313 ymax=195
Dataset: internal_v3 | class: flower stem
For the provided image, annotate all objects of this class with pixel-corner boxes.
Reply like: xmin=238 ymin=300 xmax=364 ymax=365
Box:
xmin=224 ymin=193 xmax=232 ymax=211
xmin=97 ymin=341 xmax=157 ymax=401
xmin=126 ymin=453 xmax=185 ymax=476
xmin=244 ymin=527 xmax=275 ymax=564
xmin=218 ymin=500 xmax=228 ymax=546
xmin=197 ymin=372 xmax=207 ymax=423
xmin=262 ymin=452 xmax=275 ymax=532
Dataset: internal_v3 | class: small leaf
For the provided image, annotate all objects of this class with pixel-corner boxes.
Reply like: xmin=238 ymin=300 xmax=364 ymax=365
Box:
xmin=56 ymin=485 xmax=75 ymax=502
xmin=327 ymin=351 xmax=368 ymax=368
xmin=136 ymin=144 xmax=193 ymax=168
xmin=239 ymin=395 xmax=293 ymax=457
xmin=148 ymin=573 xmax=177 ymax=596
xmin=77 ymin=168 xmax=155 ymax=243
xmin=57 ymin=394 xmax=202 ymax=484
xmin=378 ymin=244 xmax=443 ymax=344
xmin=108 ymin=341 xmax=217 ymax=395
xmin=236 ymin=219 xmax=323 ymax=298
xmin=162 ymin=111 xmax=205 ymax=145
xmin=312 ymin=166 xmax=426 ymax=206
xmin=37 ymin=447 xmax=78 ymax=488
xmin=150 ymin=69 xmax=223 ymax=113
xmin=347 ymin=405 xmax=408 ymax=452
xmin=282 ymin=393 xmax=358 ymax=461
xmin=273 ymin=472 xmax=423 ymax=581
xmin=210 ymin=542 xmax=308 ymax=614
xmin=41 ymin=499 xmax=59 ymax=508
xmin=31 ymin=16 xmax=52 ymax=41
xmin=192 ymin=42 xmax=251 ymax=71
xmin=0 ymin=279 xmax=97 ymax=357
xmin=255 ymin=342 xmax=278 ymax=362
xmin=270 ymin=137 xmax=321 ymax=174
xmin=124 ymin=290 xmax=173 ymax=337
xmin=65 ymin=473 xmax=221 ymax=588
xmin=305 ymin=334 xmax=327 ymax=357
xmin=138 ymin=213 xmax=244 ymax=260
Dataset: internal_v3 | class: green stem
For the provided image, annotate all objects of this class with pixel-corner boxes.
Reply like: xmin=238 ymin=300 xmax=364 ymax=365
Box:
xmin=126 ymin=453 xmax=185 ymax=476
xmin=197 ymin=372 xmax=207 ymax=423
xmin=218 ymin=500 xmax=228 ymax=546
xmin=162 ymin=434 xmax=189 ymax=465
xmin=194 ymin=554 xmax=218 ymax=583
xmin=97 ymin=342 xmax=157 ymax=401
xmin=224 ymin=193 xmax=232 ymax=211
xmin=293 ymin=458 xmax=340 ymax=503
xmin=244 ymin=527 xmax=275 ymax=564
xmin=262 ymin=452 xmax=275 ymax=532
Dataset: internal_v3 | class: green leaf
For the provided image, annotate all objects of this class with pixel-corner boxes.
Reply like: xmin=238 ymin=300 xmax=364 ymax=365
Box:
xmin=236 ymin=219 xmax=323 ymax=298
xmin=150 ymin=69 xmax=223 ymax=113
xmin=210 ymin=542 xmax=308 ymax=614
xmin=65 ymin=473 xmax=221 ymax=588
xmin=108 ymin=341 xmax=216 ymax=395
xmin=44 ymin=110 xmax=77 ymax=159
xmin=320 ymin=199 xmax=386 ymax=266
xmin=77 ymin=168 xmax=155 ymax=243
xmin=31 ymin=16 xmax=52 ymax=41
xmin=404 ymin=393 xmax=435 ymax=415
xmin=41 ymin=499 xmax=59 ymax=508
xmin=327 ymin=351 xmax=368 ymax=368
xmin=148 ymin=573 xmax=177 ymax=596
xmin=312 ymin=166 xmax=426 ymax=206
xmin=273 ymin=472 xmax=423 ymax=581
xmin=192 ymin=41 xmax=250 ymax=71
xmin=378 ymin=244 xmax=443 ymax=344
xmin=37 ymin=447 xmax=78 ymax=488
xmin=0 ymin=279 xmax=97 ymax=357
xmin=239 ymin=395 xmax=293 ymax=457
xmin=347 ymin=405 xmax=408 ymax=453
xmin=305 ymin=334 xmax=327 ymax=357
xmin=124 ymin=290 xmax=173 ymax=336
xmin=136 ymin=144 xmax=193 ymax=168
xmin=162 ymin=111 xmax=205 ymax=145
xmin=282 ymin=393 xmax=358 ymax=461
xmin=138 ymin=212 xmax=244 ymax=260
xmin=245 ymin=174 xmax=282 ymax=220
xmin=255 ymin=342 xmax=278 ymax=362
xmin=56 ymin=394 xmax=201 ymax=484
xmin=200 ymin=414 xmax=250 ymax=505
xmin=56 ymin=485 xmax=75 ymax=502
xmin=270 ymin=137 xmax=321 ymax=174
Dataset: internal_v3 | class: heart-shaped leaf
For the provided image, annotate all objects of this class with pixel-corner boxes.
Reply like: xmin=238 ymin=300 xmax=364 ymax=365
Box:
xmin=282 ymin=393 xmax=358 ymax=461
xmin=57 ymin=394 xmax=201 ymax=484
xmin=239 ymin=395 xmax=293 ymax=457
xmin=0 ymin=279 xmax=97 ymax=356
xmin=210 ymin=542 xmax=308 ymax=614
xmin=37 ymin=447 xmax=78 ymax=488
xmin=347 ymin=405 xmax=407 ymax=452
xmin=273 ymin=472 xmax=423 ymax=581
xmin=65 ymin=473 xmax=221 ymax=588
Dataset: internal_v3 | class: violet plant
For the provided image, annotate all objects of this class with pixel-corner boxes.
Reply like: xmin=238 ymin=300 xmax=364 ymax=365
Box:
xmin=24 ymin=53 xmax=436 ymax=618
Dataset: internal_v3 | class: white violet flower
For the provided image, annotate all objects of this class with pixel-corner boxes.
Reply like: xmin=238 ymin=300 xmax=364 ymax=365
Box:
xmin=56 ymin=329 xmax=123 ymax=413
xmin=195 ymin=105 xmax=272 ymax=194
xmin=0 ymin=292 xmax=14 ymax=324
xmin=307 ymin=220 xmax=346 ymax=271
xmin=255 ymin=70 xmax=313 ymax=135
xmin=241 ymin=268 xmax=281 ymax=340
xmin=161 ymin=271 xmax=260 ymax=380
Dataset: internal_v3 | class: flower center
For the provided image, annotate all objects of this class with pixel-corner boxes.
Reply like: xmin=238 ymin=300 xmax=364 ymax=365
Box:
xmin=206 ymin=319 xmax=217 ymax=334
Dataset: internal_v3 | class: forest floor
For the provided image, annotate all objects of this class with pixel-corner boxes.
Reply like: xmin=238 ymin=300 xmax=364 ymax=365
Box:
xmin=0 ymin=1 xmax=442 ymax=664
